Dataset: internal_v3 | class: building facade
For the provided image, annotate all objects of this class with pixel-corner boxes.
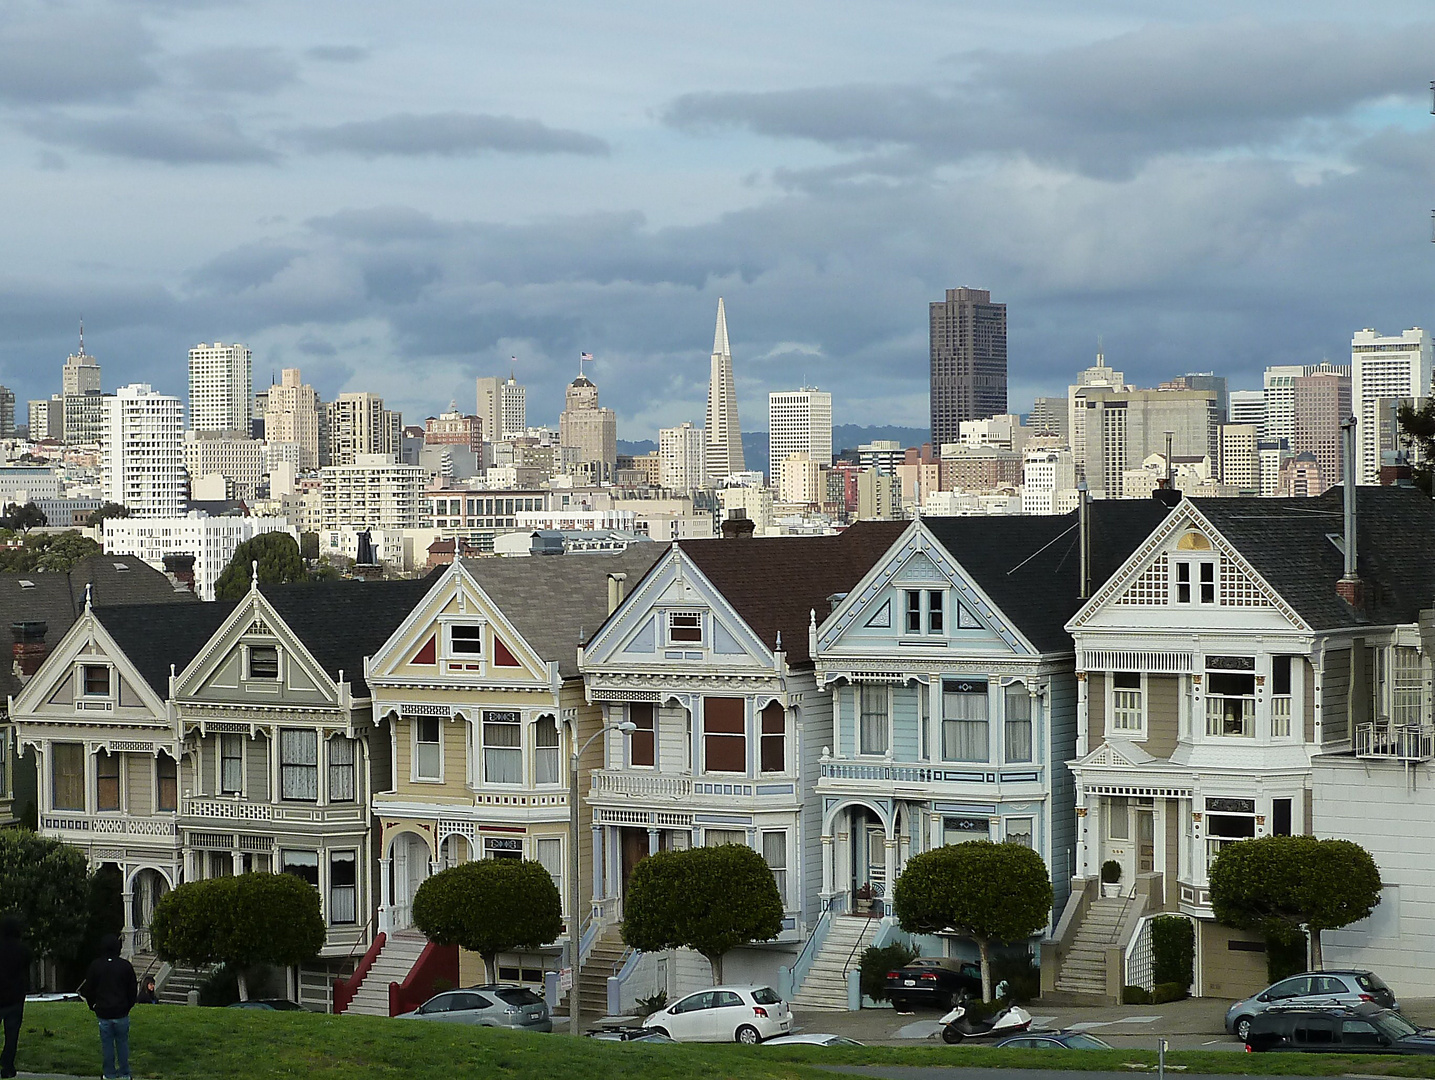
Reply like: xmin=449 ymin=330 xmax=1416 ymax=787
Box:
xmin=768 ymin=389 xmax=833 ymax=483
xmin=659 ymin=422 xmax=705 ymax=493
xmin=102 ymin=514 xmax=296 ymax=601
xmin=930 ymin=287 xmax=1007 ymax=446
xmin=704 ymin=299 xmax=745 ymax=482
xmin=1352 ymin=328 xmax=1432 ymax=485
xmin=558 ymin=376 xmax=618 ymax=482
xmin=263 ymin=369 xmax=323 ymax=470
xmin=188 ymin=343 xmax=253 ymax=434
xmin=327 ymin=393 xmax=401 ymax=467
xmin=320 ymin=455 xmax=425 ymax=531
xmin=476 ymin=374 xmax=526 ymax=443
xmin=101 ymin=384 xmax=184 ymax=518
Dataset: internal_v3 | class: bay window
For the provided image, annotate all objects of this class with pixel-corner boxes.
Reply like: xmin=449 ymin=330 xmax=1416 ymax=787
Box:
xmin=702 ymin=698 xmax=745 ymax=773
xmin=415 ymin=717 xmax=442 ymax=780
xmin=760 ymin=702 xmax=785 ymax=773
xmin=329 ymin=851 xmax=357 ymax=924
xmin=328 ymin=736 xmax=356 ymax=801
xmin=1271 ymin=656 xmax=1293 ymax=737
xmin=533 ymin=716 xmax=560 ymax=785
xmin=1111 ymin=672 xmax=1143 ymax=734
xmin=1004 ymin=685 xmax=1032 ymax=762
xmin=220 ymin=734 xmax=243 ymax=794
xmin=762 ymin=831 xmax=788 ymax=904
xmin=482 ymin=711 xmax=522 ymax=784
xmin=859 ymin=685 xmax=888 ymax=756
xmin=280 ymin=729 xmax=318 ymax=801
xmin=1205 ymin=796 xmax=1255 ymax=865
xmin=1205 ymin=669 xmax=1256 ymax=737
xmin=96 ymin=751 xmax=120 ymax=811
xmin=52 ymin=743 xmax=84 ymax=811
xmin=628 ymin=703 xmax=655 ymax=767
xmin=941 ymin=680 xmax=988 ymax=762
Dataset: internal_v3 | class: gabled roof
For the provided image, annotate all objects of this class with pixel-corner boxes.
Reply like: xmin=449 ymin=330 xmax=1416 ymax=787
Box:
xmin=0 ymin=554 xmax=196 ymax=698
xmin=1191 ymin=487 xmax=1435 ymax=630
xmin=260 ymin=575 xmax=441 ymax=697
xmin=459 ymin=546 xmax=667 ymax=677
xmin=924 ymin=500 xmax=1172 ymax=653
xmin=92 ymin=602 xmax=238 ymax=696
xmin=678 ymin=521 xmax=909 ymax=667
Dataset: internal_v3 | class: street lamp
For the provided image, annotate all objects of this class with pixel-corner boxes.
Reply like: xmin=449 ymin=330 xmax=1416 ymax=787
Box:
xmin=568 ymin=718 xmax=635 ymax=1035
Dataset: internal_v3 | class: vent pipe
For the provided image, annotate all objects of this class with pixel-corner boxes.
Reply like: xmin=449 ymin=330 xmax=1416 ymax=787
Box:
xmin=1077 ymin=478 xmax=1091 ymax=600
xmin=1337 ymin=416 xmax=1364 ymax=612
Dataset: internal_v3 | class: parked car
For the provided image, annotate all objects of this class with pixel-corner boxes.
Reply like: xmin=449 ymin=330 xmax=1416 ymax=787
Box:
xmin=885 ymin=957 xmax=983 ymax=1010
xmin=227 ymin=999 xmax=305 ymax=1011
xmin=397 ymin=984 xmax=552 ymax=1032
xmin=1245 ymin=1003 xmax=1433 ymax=1053
xmin=761 ymin=1034 xmax=864 ymax=1046
xmin=640 ymin=984 xmax=791 ymax=1044
xmin=585 ymin=1026 xmax=675 ymax=1043
xmin=1225 ymin=970 xmax=1398 ymax=1042
xmin=996 ymin=1032 xmax=1113 ymax=1050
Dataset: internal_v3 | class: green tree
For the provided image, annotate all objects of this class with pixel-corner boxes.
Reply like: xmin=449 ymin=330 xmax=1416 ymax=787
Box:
xmin=214 ymin=532 xmax=306 ymax=600
xmin=412 ymin=859 xmax=563 ymax=983
xmin=0 ymin=503 xmax=47 ymax=533
xmin=88 ymin=502 xmax=130 ymax=526
xmin=1210 ymin=835 xmax=1381 ymax=969
xmin=1397 ymin=401 xmax=1435 ymax=495
xmin=621 ymin=844 xmax=784 ymax=984
xmin=150 ymin=873 xmax=326 ymax=999
xmin=299 ymin=531 xmax=319 ymax=560
xmin=34 ymin=532 xmax=101 ymax=573
xmin=0 ymin=830 xmax=91 ymax=961
xmin=892 ymin=841 xmax=1053 ymax=1002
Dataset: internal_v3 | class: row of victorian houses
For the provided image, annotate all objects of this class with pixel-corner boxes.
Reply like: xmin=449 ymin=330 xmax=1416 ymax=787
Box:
xmin=4 ymin=482 xmax=1435 ymax=1012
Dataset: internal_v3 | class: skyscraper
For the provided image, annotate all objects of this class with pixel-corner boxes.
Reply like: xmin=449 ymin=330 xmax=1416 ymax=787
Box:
xmin=326 ymin=392 xmax=401 ymax=466
xmin=62 ymin=327 xmax=105 ymax=444
xmin=476 ymin=371 xmax=527 ymax=443
xmin=1292 ymin=370 xmax=1351 ymax=492
xmin=558 ymin=369 xmax=617 ymax=481
xmin=659 ymin=421 xmax=705 ymax=491
xmin=929 ymin=287 xmax=1007 ymax=446
xmin=1352 ymin=328 xmax=1432 ymax=485
xmin=704 ymin=298 xmax=744 ymax=482
xmin=62 ymin=329 xmax=101 ymax=395
xmin=768 ymin=388 xmax=832 ymax=482
xmin=188 ymin=342 xmax=253 ymax=434
xmin=263 ymin=368 xmax=323 ymax=470
xmin=101 ymin=384 xmax=184 ymax=517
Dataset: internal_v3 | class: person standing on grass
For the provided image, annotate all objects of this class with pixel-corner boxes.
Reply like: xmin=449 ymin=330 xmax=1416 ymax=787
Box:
xmin=80 ymin=935 xmax=136 ymax=1080
xmin=0 ymin=915 xmax=31 ymax=1079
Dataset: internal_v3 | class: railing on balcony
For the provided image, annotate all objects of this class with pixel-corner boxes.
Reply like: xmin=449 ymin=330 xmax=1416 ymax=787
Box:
xmin=820 ymin=762 xmax=942 ymax=784
xmin=1355 ymin=721 xmax=1435 ymax=762
xmin=589 ymin=772 xmax=692 ymax=799
xmin=180 ymin=798 xmax=366 ymax=823
xmin=41 ymin=814 xmax=178 ymax=838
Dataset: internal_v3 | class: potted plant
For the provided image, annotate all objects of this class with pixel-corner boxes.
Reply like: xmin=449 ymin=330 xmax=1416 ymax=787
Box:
xmin=854 ymin=883 xmax=875 ymax=915
xmin=1101 ymin=860 xmax=1123 ymax=898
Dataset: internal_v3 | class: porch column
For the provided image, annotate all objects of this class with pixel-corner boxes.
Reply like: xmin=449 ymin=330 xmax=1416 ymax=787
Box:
xmin=231 ymin=851 xmax=244 ymax=876
xmin=882 ymin=835 xmax=898 ymax=917
xmin=647 ymin=827 xmax=659 ymax=855
xmin=1075 ymin=787 xmax=1090 ymax=878
xmin=1075 ymin=672 xmax=1089 ymax=758
xmin=121 ymin=887 xmax=135 ymax=958
xmin=378 ymin=856 xmax=393 ymax=934
xmin=590 ymin=825 xmax=603 ymax=903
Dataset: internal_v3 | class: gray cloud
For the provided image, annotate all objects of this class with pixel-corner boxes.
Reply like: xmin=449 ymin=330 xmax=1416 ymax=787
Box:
xmin=666 ymin=20 xmax=1435 ymax=178
xmin=289 ymin=112 xmax=609 ymax=158
xmin=30 ymin=113 xmax=278 ymax=164
xmin=305 ymin=45 xmax=368 ymax=63
xmin=0 ymin=7 xmax=158 ymax=104
xmin=175 ymin=47 xmax=300 ymax=95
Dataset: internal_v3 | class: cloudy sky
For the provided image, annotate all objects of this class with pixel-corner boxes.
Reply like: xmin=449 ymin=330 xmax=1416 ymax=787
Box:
xmin=2 ymin=1 xmax=1433 ymax=438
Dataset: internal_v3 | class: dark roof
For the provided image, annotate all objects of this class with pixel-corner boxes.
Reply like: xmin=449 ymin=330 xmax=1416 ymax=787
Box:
xmin=1192 ymin=486 xmax=1435 ymax=629
xmin=678 ymin=521 xmax=909 ymax=668
xmin=925 ymin=500 xmax=1172 ymax=653
xmin=93 ymin=602 xmax=238 ymax=696
xmin=260 ymin=575 xmax=441 ymax=697
xmin=0 ymin=554 xmax=197 ymax=699
xmin=459 ymin=546 xmax=667 ymax=678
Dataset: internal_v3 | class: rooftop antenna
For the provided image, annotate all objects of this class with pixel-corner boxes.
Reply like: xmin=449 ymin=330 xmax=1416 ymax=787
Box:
xmin=78 ymin=318 xmax=85 ymax=356
xmin=1096 ymin=334 xmax=1104 ymax=367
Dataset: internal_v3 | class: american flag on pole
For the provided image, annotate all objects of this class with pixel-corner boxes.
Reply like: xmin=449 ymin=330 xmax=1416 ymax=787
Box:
xmin=581 ymin=353 xmax=593 ymax=362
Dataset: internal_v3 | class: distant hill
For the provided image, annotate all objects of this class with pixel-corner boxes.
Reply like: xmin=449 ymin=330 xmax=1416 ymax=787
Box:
xmin=620 ymin=424 xmax=931 ymax=479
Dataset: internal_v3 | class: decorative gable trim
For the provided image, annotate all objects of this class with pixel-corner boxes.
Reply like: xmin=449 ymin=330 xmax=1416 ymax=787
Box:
xmin=174 ymin=590 xmax=337 ymax=705
xmin=10 ymin=611 xmax=171 ymax=722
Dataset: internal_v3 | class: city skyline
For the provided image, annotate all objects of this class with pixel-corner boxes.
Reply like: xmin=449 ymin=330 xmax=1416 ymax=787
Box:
xmin=1 ymin=3 xmax=1433 ymax=440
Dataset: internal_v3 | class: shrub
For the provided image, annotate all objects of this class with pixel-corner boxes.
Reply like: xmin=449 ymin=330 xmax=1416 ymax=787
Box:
xmin=635 ymin=991 xmax=667 ymax=1017
xmin=990 ymin=951 xmax=1040 ymax=1002
xmin=414 ymin=859 xmax=563 ymax=984
xmin=1265 ymin=925 xmax=1308 ymax=983
xmin=1122 ymin=985 xmax=1153 ymax=1005
xmin=1101 ymin=860 xmax=1122 ymax=884
xmin=860 ymin=942 xmax=919 ymax=1003
xmin=198 ymin=965 xmax=240 ymax=1007
xmin=1153 ymin=982 xmax=1188 ymax=1004
xmin=1151 ymin=916 xmax=1194 ymax=992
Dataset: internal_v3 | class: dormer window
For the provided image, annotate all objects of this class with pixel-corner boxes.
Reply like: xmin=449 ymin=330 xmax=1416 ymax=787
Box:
xmin=1174 ymin=560 xmax=1215 ymax=604
xmin=248 ymin=646 xmax=279 ymax=680
xmin=82 ymin=665 xmax=110 ymax=697
xmin=667 ymin=611 xmax=703 ymax=645
xmin=903 ymin=590 xmax=947 ymax=636
xmin=449 ymin=626 xmax=483 ymax=655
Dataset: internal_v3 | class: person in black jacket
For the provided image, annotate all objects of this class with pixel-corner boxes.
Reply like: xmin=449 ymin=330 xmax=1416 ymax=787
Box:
xmin=0 ymin=914 xmax=31 ymax=1079
xmin=80 ymin=935 xmax=136 ymax=1080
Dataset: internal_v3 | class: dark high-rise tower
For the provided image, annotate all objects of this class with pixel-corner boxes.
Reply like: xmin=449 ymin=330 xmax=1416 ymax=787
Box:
xmin=929 ymin=287 xmax=1007 ymax=446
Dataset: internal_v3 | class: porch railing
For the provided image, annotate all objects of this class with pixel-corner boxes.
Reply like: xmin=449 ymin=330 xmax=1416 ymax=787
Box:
xmin=781 ymin=893 xmax=846 ymax=1000
xmin=590 ymin=772 xmax=692 ymax=799
xmin=1355 ymin=720 xmax=1435 ymax=762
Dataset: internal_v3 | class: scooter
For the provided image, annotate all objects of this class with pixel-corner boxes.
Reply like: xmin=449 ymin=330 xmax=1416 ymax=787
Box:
xmin=939 ymin=992 xmax=1032 ymax=1044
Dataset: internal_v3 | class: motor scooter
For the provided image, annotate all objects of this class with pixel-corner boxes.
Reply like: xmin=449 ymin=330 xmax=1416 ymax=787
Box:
xmin=939 ymin=992 xmax=1032 ymax=1043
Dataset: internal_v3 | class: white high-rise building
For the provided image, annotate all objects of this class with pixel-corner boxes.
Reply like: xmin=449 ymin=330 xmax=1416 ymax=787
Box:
xmin=1352 ymin=328 xmax=1432 ymax=485
xmin=188 ymin=343 xmax=253 ymax=434
xmin=659 ymin=422 xmax=705 ymax=491
xmin=767 ymin=388 xmax=832 ymax=482
xmin=263 ymin=368 xmax=323 ymax=469
xmin=704 ymin=298 xmax=744 ymax=482
xmin=1021 ymin=449 xmax=1077 ymax=516
xmin=101 ymin=384 xmax=184 ymax=517
xmin=476 ymin=372 xmax=527 ymax=443
xmin=1228 ymin=390 xmax=1266 ymax=435
xmin=182 ymin=433 xmax=268 ymax=500
xmin=320 ymin=454 xmax=425 ymax=531
xmin=1068 ymin=349 xmax=1126 ymax=478
xmin=326 ymin=392 xmax=400 ymax=466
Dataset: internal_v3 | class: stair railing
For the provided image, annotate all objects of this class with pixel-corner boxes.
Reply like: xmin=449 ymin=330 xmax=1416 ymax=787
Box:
xmin=783 ymin=893 xmax=845 ymax=1000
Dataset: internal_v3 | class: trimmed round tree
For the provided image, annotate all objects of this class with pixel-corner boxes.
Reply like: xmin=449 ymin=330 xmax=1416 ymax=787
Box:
xmin=1210 ymin=835 xmax=1381 ymax=969
xmin=0 ymin=830 xmax=90 ymax=961
xmin=214 ymin=532 xmax=307 ymax=600
xmin=412 ymin=859 xmax=563 ymax=984
xmin=621 ymin=844 xmax=784 ymax=985
xmin=893 ymin=840 xmax=1053 ymax=1002
xmin=151 ymin=873 xmax=326 ymax=999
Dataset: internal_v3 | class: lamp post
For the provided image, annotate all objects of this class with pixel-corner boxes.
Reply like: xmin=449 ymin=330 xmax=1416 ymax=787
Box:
xmin=568 ymin=719 xmax=635 ymax=1035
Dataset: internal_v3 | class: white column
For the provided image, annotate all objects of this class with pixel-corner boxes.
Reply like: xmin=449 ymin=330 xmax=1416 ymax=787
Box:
xmin=378 ymin=855 xmax=393 ymax=934
xmin=121 ymin=887 xmax=135 ymax=957
xmin=591 ymin=825 xmax=603 ymax=901
xmin=1075 ymin=672 xmax=1089 ymax=757
xmin=882 ymin=834 xmax=897 ymax=917
xmin=820 ymin=832 xmax=834 ymax=898
xmin=1075 ymin=788 xmax=1090 ymax=878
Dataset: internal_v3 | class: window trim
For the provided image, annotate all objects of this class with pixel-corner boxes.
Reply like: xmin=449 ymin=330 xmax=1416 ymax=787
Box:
xmin=940 ymin=679 xmax=990 ymax=763
xmin=701 ymin=697 xmax=746 ymax=775
xmin=1172 ymin=557 xmax=1217 ymax=605
xmin=1108 ymin=671 xmax=1146 ymax=738
xmin=533 ymin=715 xmax=561 ymax=787
xmin=219 ymin=733 xmax=244 ymax=796
xmin=79 ymin=662 xmax=113 ymax=700
xmin=901 ymin=588 xmax=948 ymax=638
xmin=413 ymin=715 xmax=444 ymax=783
xmin=328 ymin=735 xmax=357 ymax=802
xmin=759 ymin=702 xmax=786 ymax=774
xmin=51 ymin=742 xmax=85 ymax=811
xmin=96 ymin=750 xmax=121 ymax=812
xmin=481 ymin=710 xmax=523 ymax=786
xmin=628 ymin=703 xmax=656 ymax=769
xmin=155 ymin=752 xmax=178 ymax=812
xmin=666 ymin=610 xmax=705 ymax=647
xmin=245 ymin=643 xmax=280 ymax=681
xmin=328 ymin=849 xmax=358 ymax=925
xmin=278 ymin=728 xmax=320 ymax=802
xmin=437 ymin=617 xmax=487 ymax=668
xmin=857 ymin=684 xmax=889 ymax=757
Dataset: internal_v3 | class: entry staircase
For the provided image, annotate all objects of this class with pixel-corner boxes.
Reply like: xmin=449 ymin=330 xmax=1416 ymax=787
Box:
xmin=342 ymin=930 xmax=429 ymax=1016
xmin=573 ymin=926 xmax=627 ymax=1017
xmin=1053 ymin=897 xmax=1131 ymax=997
xmin=791 ymin=915 xmax=880 ymax=1010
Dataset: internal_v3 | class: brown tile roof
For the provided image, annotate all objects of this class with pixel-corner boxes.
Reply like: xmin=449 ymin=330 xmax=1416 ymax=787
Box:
xmin=678 ymin=521 xmax=908 ymax=668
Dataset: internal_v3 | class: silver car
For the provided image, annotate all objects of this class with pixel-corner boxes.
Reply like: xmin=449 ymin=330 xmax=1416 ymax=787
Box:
xmin=1225 ymin=970 xmax=1397 ymax=1042
xmin=398 ymin=984 xmax=553 ymax=1032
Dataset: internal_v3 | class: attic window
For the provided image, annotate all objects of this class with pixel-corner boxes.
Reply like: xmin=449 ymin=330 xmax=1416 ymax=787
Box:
xmin=667 ymin=611 xmax=703 ymax=645
xmin=449 ymin=626 xmax=483 ymax=655
xmin=248 ymin=646 xmax=279 ymax=680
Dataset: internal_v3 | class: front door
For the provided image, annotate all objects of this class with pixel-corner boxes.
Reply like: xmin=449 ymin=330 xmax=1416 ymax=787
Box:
xmin=865 ymin=825 xmax=886 ymax=900
xmin=1136 ymin=809 xmax=1155 ymax=874
xmin=620 ymin=828 xmax=649 ymax=901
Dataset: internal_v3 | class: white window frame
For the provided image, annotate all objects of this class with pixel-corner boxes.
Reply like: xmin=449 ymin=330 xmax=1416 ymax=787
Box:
xmin=761 ymin=830 xmax=789 ymax=907
xmin=1172 ymin=558 xmax=1217 ymax=605
xmin=1205 ymin=669 xmax=1256 ymax=738
xmin=858 ymin=684 xmax=890 ymax=757
xmin=413 ymin=715 xmax=444 ymax=783
xmin=482 ymin=710 xmax=523 ymax=786
xmin=219 ymin=733 xmax=244 ymax=795
xmin=1108 ymin=672 xmax=1146 ymax=737
xmin=77 ymin=661 xmax=114 ymax=702
xmin=901 ymin=588 xmax=947 ymax=638
xmin=532 ymin=715 xmax=561 ymax=786
xmin=245 ymin=643 xmax=280 ymax=681
xmin=440 ymin=619 xmax=485 ymax=662
xmin=1004 ymin=817 xmax=1034 ymax=848
xmin=666 ymin=610 xmax=705 ymax=647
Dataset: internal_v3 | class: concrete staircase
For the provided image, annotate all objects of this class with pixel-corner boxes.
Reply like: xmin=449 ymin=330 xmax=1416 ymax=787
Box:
xmin=791 ymin=915 xmax=881 ymax=1011
xmin=574 ymin=927 xmax=628 ymax=1017
xmin=156 ymin=961 xmax=211 ymax=1005
xmin=1053 ymin=897 xmax=1131 ymax=997
xmin=344 ymin=930 xmax=429 ymax=1017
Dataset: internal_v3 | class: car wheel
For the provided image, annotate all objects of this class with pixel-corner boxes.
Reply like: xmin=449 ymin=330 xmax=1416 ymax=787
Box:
xmin=735 ymin=1025 xmax=761 ymax=1045
xmin=1234 ymin=1017 xmax=1251 ymax=1043
xmin=650 ymin=1027 xmax=669 ymax=1039
xmin=942 ymin=1026 xmax=964 ymax=1044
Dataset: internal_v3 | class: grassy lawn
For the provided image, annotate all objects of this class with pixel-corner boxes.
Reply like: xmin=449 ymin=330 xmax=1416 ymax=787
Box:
xmin=18 ymin=1002 xmax=1435 ymax=1080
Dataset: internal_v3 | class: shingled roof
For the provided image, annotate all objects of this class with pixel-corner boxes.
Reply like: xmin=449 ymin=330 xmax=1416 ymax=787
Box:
xmin=459 ymin=546 xmax=667 ymax=678
xmin=677 ymin=521 xmax=909 ymax=668
xmin=1193 ymin=486 xmax=1435 ymax=629
xmin=925 ymin=500 xmax=1172 ymax=653
xmin=93 ymin=601 xmax=238 ymax=696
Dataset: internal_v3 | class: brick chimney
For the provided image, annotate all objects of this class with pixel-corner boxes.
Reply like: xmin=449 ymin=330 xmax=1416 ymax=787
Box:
xmin=162 ymin=553 xmax=197 ymax=594
xmin=721 ymin=509 xmax=755 ymax=540
xmin=10 ymin=621 xmax=48 ymax=682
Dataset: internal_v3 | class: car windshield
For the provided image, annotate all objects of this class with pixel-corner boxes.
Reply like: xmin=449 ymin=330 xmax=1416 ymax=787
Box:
xmin=493 ymin=988 xmax=543 ymax=1007
xmin=1064 ymin=1034 xmax=1112 ymax=1049
xmin=1374 ymin=1013 xmax=1419 ymax=1040
xmin=752 ymin=987 xmax=782 ymax=1005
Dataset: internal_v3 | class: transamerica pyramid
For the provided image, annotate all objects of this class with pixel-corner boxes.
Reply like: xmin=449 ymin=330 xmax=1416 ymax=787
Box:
xmin=704 ymin=297 xmax=744 ymax=482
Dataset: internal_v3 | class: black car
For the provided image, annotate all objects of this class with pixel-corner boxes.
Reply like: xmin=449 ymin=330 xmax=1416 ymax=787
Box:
xmin=1246 ymin=1003 xmax=1435 ymax=1054
xmin=885 ymin=957 xmax=982 ymax=1010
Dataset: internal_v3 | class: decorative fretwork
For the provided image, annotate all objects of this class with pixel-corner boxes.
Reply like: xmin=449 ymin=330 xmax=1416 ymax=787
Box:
xmin=1218 ymin=554 xmax=1273 ymax=608
xmin=1116 ymin=554 xmax=1168 ymax=605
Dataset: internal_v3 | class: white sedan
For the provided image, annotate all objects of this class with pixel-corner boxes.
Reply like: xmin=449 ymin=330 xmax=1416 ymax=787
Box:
xmin=641 ymin=984 xmax=792 ymax=1044
xmin=762 ymin=1034 xmax=864 ymax=1047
